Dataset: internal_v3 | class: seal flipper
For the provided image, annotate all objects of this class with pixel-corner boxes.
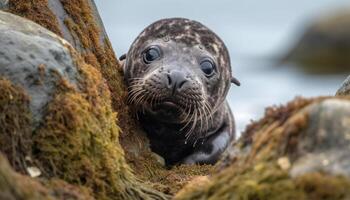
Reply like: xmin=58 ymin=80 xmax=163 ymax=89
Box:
xmin=181 ymin=123 xmax=232 ymax=165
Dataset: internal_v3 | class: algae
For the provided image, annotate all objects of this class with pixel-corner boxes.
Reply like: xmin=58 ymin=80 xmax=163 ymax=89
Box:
xmin=0 ymin=153 xmax=93 ymax=200
xmin=176 ymin=162 xmax=350 ymax=200
xmin=59 ymin=0 xmax=130 ymax=129
xmin=0 ymin=77 xmax=32 ymax=174
xmin=8 ymin=0 xmax=62 ymax=36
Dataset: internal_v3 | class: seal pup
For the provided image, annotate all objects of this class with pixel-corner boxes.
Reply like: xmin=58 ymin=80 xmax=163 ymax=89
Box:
xmin=122 ymin=18 xmax=240 ymax=166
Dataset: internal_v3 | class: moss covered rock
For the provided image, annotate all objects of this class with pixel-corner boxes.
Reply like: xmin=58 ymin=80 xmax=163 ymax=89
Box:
xmin=0 ymin=10 xmax=167 ymax=200
xmin=4 ymin=0 xmax=178 ymax=188
xmin=175 ymin=97 xmax=350 ymax=200
xmin=284 ymin=9 xmax=350 ymax=74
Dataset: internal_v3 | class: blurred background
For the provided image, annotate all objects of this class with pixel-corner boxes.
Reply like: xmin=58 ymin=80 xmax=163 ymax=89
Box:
xmin=96 ymin=0 xmax=350 ymax=134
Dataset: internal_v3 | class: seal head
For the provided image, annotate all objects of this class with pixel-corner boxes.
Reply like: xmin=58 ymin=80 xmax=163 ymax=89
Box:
xmin=123 ymin=18 xmax=239 ymax=165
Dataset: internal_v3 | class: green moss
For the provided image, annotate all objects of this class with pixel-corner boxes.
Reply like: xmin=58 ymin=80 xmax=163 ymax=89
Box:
xmin=8 ymin=0 xmax=62 ymax=36
xmin=296 ymin=172 xmax=350 ymax=200
xmin=0 ymin=153 xmax=94 ymax=200
xmin=31 ymin=52 xmax=167 ymax=200
xmin=0 ymin=153 xmax=54 ymax=200
xmin=131 ymin=152 xmax=213 ymax=195
xmin=0 ymin=77 xmax=32 ymax=174
xmin=176 ymin=162 xmax=350 ymax=200
xmin=59 ymin=0 xmax=132 ymax=134
xmin=44 ymin=179 xmax=93 ymax=200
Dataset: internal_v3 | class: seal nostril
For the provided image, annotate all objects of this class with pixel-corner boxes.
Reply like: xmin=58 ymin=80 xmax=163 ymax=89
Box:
xmin=167 ymin=74 xmax=172 ymax=86
xmin=178 ymin=80 xmax=187 ymax=89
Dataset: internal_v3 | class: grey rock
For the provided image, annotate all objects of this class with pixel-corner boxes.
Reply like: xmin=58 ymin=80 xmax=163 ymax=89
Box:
xmin=284 ymin=9 xmax=350 ymax=74
xmin=291 ymin=99 xmax=350 ymax=177
xmin=0 ymin=0 xmax=8 ymax=9
xmin=336 ymin=75 xmax=350 ymax=96
xmin=0 ymin=10 xmax=78 ymax=124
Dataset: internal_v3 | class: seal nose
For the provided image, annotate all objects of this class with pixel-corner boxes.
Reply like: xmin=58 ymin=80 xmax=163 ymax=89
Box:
xmin=166 ymin=71 xmax=188 ymax=94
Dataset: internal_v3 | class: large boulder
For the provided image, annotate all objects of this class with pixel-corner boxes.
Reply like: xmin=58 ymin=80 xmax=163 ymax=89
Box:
xmin=175 ymin=97 xmax=350 ymax=200
xmin=0 ymin=10 xmax=166 ymax=200
xmin=284 ymin=9 xmax=350 ymax=74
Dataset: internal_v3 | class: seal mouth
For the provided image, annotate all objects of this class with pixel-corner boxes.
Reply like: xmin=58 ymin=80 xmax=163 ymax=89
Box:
xmin=153 ymin=100 xmax=180 ymax=111
xmin=161 ymin=101 xmax=177 ymax=107
xmin=150 ymin=100 xmax=184 ymax=118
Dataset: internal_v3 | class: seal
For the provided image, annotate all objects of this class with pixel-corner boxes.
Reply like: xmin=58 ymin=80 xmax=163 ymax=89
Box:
xmin=122 ymin=18 xmax=240 ymax=166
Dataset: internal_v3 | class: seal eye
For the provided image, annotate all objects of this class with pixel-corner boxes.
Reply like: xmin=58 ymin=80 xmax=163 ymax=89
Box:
xmin=143 ymin=46 xmax=161 ymax=64
xmin=200 ymin=59 xmax=216 ymax=76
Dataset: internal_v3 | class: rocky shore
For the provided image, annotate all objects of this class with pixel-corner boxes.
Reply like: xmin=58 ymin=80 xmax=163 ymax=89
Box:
xmin=0 ymin=1 xmax=350 ymax=200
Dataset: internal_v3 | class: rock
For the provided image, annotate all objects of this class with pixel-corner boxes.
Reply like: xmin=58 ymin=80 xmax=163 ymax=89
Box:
xmin=0 ymin=0 xmax=8 ymax=9
xmin=175 ymin=97 xmax=350 ymax=200
xmin=0 ymin=10 xmax=77 ymax=124
xmin=290 ymin=99 xmax=350 ymax=177
xmin=0 ymin=10 xmax=167 ymax=200
xmin=336 ymin=75 xmax=350 ymax=96
xmin=284 ymin=9 xmax=350 ymax=74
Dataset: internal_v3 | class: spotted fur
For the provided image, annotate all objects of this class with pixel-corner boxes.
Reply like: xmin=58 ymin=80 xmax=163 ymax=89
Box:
xmin=123 ymin=18 xmax=238 ymax=166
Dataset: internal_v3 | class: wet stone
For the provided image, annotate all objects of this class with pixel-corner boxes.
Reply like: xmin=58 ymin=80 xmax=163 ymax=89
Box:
xmin=0 ymin=10 xmax=78 ymax=124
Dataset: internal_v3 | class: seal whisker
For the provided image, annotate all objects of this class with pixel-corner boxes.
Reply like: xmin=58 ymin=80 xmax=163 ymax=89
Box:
xmin=127 ymin=90 xmax=140 ymax=104
xmin=197 ymin=104 xmax=204 ymax=139
xmin=203 ymin=101 xmax=211 ymax=127
xmin=200 ymin=102 xmax=209 ymax=135
xmin=180 ymin=105 xmax=193 ymax=132
xmin=128 ymin=88 xmax=144 ymax=105
xmin=180 ymin=105 xmax=192 ymax=124
xmin=186 ymin=110 xmax=199 ymax=142
xmin=204 ymin=100 xmax=213 ymax=127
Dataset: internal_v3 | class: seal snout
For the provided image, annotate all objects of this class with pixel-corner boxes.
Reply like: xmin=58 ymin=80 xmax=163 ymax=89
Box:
xmin=166 ymin=70 xmax=189 ymax=95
